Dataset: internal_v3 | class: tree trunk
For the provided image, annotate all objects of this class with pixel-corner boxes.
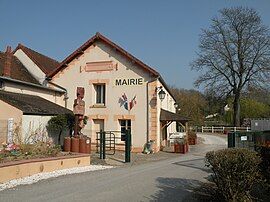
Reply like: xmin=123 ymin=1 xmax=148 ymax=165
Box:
xmin=233 ymin=92 xmax=241 ymax=127
xmin=58 ymin=130 xmax=62 ymax=145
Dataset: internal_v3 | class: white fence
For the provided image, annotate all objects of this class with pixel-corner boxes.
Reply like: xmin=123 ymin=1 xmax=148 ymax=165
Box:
xmin=201 ymin=126 xmax=250 ymax=134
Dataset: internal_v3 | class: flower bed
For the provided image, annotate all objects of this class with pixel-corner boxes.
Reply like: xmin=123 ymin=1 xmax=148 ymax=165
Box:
xmin=0 ymin=141 xmax=62 ymax=164
xmin=0 ymin=139 xmax=90 ymax=184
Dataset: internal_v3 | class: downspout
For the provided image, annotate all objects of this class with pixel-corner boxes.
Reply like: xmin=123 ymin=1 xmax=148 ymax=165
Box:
xmin=146 ymin=75 xmax=160 ymax=143
xmin=47 ymin=80 xmax=69 ymax=108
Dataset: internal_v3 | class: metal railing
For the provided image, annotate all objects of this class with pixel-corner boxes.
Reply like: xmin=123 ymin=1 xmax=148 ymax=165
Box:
xmin=96 ymin=131 xmax=123 ymax=155
xmin=200 ymin=126 xmax=250 ymax=134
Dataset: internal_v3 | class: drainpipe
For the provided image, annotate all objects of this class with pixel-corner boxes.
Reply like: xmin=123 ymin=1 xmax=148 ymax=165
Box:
xmin=47 ymin=80 xmax=69 ymax=108
xmin=146 ymin=76 xmax=160 ymax=143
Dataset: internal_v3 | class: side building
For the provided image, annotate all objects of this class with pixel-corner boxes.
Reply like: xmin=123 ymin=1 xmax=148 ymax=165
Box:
xmin=0 ymin=46 xmax=70 ymax=144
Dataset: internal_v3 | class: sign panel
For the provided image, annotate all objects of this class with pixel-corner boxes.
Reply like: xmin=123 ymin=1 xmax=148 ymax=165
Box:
xmin=240 ymin=136 xmax=248 ymax=141
xmin=7 ymin=118 xmax=14 ymax=144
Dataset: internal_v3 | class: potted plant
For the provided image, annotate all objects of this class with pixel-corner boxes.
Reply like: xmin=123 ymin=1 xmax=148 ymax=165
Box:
xmin=188 ymin=131 xmax=197 ymax=145
xmin=174 ymin=137 xmax=188 ymax=154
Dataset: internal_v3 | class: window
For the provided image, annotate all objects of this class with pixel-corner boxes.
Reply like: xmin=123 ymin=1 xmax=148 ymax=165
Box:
xmin=94 ymin=84 xmax=105 ymax=105
xmin=120 ymin=120 xmax=131 ymax=134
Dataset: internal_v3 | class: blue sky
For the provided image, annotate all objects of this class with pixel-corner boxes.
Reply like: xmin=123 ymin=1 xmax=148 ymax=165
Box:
xmin=1 ymin=0 xmax=270 ymax=90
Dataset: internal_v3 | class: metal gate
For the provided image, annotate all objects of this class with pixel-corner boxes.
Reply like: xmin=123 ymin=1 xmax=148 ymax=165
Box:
xmin=96 ymin=131 xmax=119 ymax=155
xmin=96 ymin=130 xmax=131 ymax=162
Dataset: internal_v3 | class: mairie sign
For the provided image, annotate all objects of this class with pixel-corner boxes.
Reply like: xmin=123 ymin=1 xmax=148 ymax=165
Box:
xmin=114 ymin=78 xmax=144 ymax=86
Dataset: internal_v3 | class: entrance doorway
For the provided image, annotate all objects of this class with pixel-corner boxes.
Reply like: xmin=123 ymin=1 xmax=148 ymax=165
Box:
xmin=92 ymin=119 xmax=104 ymax=144
xmin=119 ymin=119 xmax=131 ymax=143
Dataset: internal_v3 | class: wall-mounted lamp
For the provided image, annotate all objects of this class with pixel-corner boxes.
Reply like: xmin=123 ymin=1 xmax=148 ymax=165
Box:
xmin=156 ymin=86 xmax=166 ymax=101
xmin=174 ymin=102 xmax=181 ymax=111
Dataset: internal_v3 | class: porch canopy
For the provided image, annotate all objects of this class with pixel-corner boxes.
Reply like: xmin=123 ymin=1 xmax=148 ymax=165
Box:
xmin=160 ymin=109 xmax=190 ymax=130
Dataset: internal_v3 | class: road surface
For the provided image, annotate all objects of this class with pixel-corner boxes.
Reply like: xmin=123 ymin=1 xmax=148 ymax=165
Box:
xmin=0 ymin=134 xmax=227 ymax=202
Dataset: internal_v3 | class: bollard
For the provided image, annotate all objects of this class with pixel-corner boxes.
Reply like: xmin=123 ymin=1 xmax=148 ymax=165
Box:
xmin=102 ymin=131 xmax=106 ymax=159
xmin=125 ymin=129 xmax=131 ymax=163
xmin=99 ymin=130 xmax=103 ymax=159
xmin=85 ymin=137 xmax=91 ymax=154
xmin=79 ymin=138 xmax=86 ymax=153
xmin=64 ymin=137 xmax=71 ymax=152
xmin=71 ymin=137 xmax=79 ymax=153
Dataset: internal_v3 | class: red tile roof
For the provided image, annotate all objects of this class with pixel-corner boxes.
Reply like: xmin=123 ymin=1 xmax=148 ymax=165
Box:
xmin=13 ymin=44 xmax=60 ymax=76
xmin=0 ymin=51 xmax=40 ymax=84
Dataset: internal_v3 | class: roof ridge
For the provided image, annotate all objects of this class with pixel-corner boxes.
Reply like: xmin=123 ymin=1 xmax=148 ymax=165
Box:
xmin=14 ymin=43 xmax=60 ymax=75
xmin=17 ymin=43 xmax=59 ymax=63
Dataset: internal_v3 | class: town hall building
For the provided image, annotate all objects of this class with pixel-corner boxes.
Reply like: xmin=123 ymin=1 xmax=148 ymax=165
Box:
xmin=48 ymin=33 xmax=189 ymax=152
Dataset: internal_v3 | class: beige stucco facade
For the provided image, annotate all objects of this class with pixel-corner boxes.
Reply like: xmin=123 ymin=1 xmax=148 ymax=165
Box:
xmin=0 ymin=100 xmax=23 ymax=144
xmin=1 ymin=81 xmax=64 ymax=106
xmin=0 ymin=99 xmax=54 ymax=144
xmin=51 ymin=41 xmax=177 ymax=152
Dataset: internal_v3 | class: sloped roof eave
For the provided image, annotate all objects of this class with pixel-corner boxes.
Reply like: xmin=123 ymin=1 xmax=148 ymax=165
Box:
xmin=0 ymin=90 xmax=72 ymax=115
xmin=13 ymin=44 xmax=60 ymax=75
xmin=48 ymin=32 xmax=160 ymax=78
xmin=160 ymin=109 xmax=190 ymax=122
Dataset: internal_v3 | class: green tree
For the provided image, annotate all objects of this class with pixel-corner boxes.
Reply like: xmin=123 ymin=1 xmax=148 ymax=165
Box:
xmin=224 ymin=98 xmax=270 ymax=124
xmin=47 ymin=114 xmax=74 ymax=145
xmin=192 ymin=7 xmax=270 ymax=126
xmin=240 ymin=98 xmax=270 ymax=120
xmin=170 ymin=87 xmax=207 ymax=125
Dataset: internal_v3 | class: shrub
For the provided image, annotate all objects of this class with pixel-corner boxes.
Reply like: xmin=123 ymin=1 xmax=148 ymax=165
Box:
xmin=205 ymin=148 xmax=261 ymax=201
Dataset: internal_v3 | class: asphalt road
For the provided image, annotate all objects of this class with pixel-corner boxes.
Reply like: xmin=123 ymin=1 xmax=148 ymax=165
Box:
xmin=0 ymin=134 xmax=227 ymax=202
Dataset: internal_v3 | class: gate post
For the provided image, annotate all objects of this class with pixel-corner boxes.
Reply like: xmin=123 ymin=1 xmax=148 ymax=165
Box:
xmin=125 ymin=129 xmax=131 ymax=163
xmin=99 ymin=129 xmax=103 ymax=159
xmin=102 ymin=131 xmax=106 ymax=159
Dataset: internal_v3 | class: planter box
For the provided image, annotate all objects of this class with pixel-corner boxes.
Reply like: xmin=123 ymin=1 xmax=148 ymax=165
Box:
xmin=174 ymin=144 xmax=181 ymax=153
xmin=188 ymin=137 xmax=197 ymax=145
xmin=174 ymin=143 xmax=189 ymax=154
xmin=0 ymin=154 xmax=90 ymax=184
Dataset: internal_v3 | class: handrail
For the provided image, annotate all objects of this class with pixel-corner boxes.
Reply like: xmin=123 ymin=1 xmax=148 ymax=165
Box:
xmin=200 ymin=126 xmax=250 ymax=133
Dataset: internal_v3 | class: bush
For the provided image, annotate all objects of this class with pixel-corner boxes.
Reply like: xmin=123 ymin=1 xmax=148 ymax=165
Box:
xmin=205 ymin=148 xmax=261 ymax=201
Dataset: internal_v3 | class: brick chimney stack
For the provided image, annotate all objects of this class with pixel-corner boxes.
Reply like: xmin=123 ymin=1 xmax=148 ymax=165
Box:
xmin=3 ymin=46 xmax=12 ymax=77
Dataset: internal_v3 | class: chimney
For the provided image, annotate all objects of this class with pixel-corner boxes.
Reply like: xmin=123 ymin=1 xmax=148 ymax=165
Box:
xmin=3 ymin=46 xmax=12 ymax=77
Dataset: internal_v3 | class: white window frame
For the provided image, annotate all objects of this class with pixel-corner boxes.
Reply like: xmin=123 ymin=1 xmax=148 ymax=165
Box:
xmin=94 ymin=84 xmax=106 ymax=105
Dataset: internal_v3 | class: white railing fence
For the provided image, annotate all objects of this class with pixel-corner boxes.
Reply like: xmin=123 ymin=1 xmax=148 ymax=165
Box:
xmin=200 ymin=126 xmax=250 ymax=134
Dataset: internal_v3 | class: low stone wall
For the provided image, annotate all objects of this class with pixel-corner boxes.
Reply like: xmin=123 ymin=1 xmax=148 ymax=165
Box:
xmin=0 ymin=154 xmax=90 ymax=183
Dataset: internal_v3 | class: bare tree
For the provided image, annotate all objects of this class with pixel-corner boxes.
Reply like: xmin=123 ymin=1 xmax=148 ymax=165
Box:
xmin=192 ymin=7 xmax=270 ymax=126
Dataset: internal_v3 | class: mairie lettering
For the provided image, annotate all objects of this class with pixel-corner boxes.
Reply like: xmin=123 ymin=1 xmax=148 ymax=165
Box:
xmin=115 ymin=78 xmax=143 ymax=86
